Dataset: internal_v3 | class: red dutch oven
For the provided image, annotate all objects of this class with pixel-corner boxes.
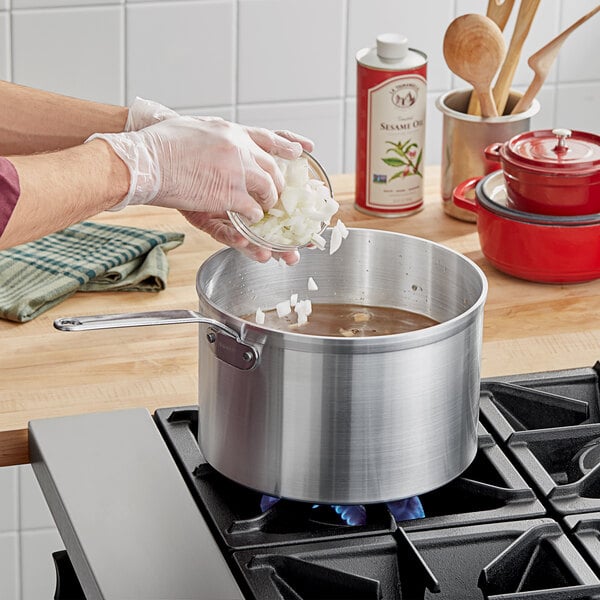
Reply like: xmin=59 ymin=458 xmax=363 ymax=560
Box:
xmin=453 ymin=170 xmax=600 ymax=284
xmin=484 ymin=128 xmax=600 ymax=216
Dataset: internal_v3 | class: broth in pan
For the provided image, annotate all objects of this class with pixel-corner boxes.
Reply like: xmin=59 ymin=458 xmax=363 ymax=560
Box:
xmin=242 ymin=303 xmax=439 ymax=337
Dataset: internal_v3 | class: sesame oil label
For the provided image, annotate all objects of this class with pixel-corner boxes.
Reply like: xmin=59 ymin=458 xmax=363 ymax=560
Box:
xmin=366 ymin=74 xmax=426 ymax=210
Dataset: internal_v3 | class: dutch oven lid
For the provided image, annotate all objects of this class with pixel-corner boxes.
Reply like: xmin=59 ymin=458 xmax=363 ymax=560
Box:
xmin=504 ymin=128 xmax=600 ymax=175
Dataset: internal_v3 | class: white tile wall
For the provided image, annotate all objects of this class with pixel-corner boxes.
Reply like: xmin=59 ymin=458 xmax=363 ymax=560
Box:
xmin=0 ymin=533 xmax=19 ymax=600
xmin=12 ymin=6 xmax=124 ymax=103
xmin=2 ymin=0 xmax=598 ymax=173
xmin=0 ymin=466 xmax=18 ymax=533
xmin=0 ymin=13 xmax=9 ymax=81
xmin=1 ymin=2 xmax=600 ymax=595
xmin=238 ymin=0 xmax=346 ymax=104
xmin=20 ymin=529 xmax=63 ymax=600
xmin=0 ymin=465 xmax=66 ymax=600
xmin=126 ymin=1 xmax=235 ymax=108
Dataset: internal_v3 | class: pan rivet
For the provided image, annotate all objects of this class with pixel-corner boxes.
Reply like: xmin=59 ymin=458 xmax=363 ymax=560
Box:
xmin=242 ymin=351 xmax=254 ymax=362
xmin=206 ymin=332 xmax=216 ymax=344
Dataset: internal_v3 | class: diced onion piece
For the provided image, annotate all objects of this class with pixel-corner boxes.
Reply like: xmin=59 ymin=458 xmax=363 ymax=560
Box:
xmin=244 ymin=156 xmax=337 ymax=248
xmin=276 ymin=300 xmax=291 ymax=318
xmin=336 ymin=219 xmax=349 ymax=239
xmin=339 ymin=328 xmax=356 ymax=337
xmin=297 ymin=311 xmax=308 ymax=326
xmin=329 ymin=226 xmax=342 ymax=255
xmin=290 ymin=293 xmax=298 ymax=307
xmin=353 ymin=311 xmax=370 ymax=323
xmin=255 ymin=308 xmax=265 ymax=325
xmin=311 ymin=233 xmax=326 ymax=251
xmin=304 ymin=299 xmax=312 ymax=316
xmin=307 ymin=277 xmax=318 ymax=291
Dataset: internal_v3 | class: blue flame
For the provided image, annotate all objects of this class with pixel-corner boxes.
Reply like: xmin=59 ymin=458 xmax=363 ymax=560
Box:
xmin=260 ymin=494 xmax=424 ymax=526
xmin=386 ymin=496 xmax=425 ymax=521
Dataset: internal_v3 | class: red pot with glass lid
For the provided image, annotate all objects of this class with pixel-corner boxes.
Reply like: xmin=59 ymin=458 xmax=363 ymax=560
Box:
xmin=484 ymin=128 xmax=600 ymax=216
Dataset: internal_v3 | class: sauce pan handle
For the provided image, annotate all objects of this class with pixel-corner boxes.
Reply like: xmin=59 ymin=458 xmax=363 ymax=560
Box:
xmin=54 ymin=310 xmax=259 ymax=371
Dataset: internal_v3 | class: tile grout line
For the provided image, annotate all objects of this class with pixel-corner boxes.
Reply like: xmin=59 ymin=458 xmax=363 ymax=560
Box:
xmin=122 ymin=0 xmax=127 ymax=106
xmin=340 ymin=0 xmax=349 ymax=173
xmin=233 ymin=0 xmax=238 ymax=123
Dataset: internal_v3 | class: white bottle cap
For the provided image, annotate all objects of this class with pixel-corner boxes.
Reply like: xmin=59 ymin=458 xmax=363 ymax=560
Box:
xmin=376 ymin=33 xmax=409 ymax=60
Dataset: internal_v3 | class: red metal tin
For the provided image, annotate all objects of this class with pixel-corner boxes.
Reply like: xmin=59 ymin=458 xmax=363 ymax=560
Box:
xmin=355 ymin=34 xmax=427 ymax=217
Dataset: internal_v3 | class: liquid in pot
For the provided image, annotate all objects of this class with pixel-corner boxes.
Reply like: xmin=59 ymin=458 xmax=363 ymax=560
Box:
xmin=242 ymin=303 xmax=439 ymax=337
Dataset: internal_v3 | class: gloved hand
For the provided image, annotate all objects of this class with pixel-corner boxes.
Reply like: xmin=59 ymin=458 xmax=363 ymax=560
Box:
xmin=123 ymin=97 xmax=316 ymax=159
xmin=124 ymin=96 xmax=179 ymax=132
xmin=88 ymin=116 xmax=305 ymax=219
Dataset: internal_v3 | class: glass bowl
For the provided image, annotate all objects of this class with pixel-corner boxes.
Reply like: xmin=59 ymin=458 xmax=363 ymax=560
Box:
xmin=227 ymin=151 xmax=334 ymax=252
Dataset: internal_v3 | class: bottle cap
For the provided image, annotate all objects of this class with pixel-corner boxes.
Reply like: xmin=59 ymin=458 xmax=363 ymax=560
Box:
xmin=376 ymin=33 xmax=409 ymax=60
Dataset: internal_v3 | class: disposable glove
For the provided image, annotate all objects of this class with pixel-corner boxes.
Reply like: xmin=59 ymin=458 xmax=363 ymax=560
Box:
xmin=124 ymin=96 xmax=179 ymax=132
xmin=88 ymin=116 xmax=304 ymax=219
xmin=123 ymin=97 xmax=316 ymax=159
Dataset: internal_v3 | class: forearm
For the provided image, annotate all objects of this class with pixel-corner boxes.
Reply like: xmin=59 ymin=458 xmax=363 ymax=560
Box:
xmin=0 ymin=140 xmax=130 ymax=250
xmin=0 ymin=81 xmax=128 ymax=155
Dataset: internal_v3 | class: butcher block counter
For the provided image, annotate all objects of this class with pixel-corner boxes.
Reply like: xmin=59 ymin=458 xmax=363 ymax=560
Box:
xmin=1 ymin=166 xmax=600 ymax=467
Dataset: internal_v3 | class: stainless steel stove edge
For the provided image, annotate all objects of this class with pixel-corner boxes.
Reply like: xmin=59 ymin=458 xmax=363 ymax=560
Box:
xmin=29 ymin=407 xmax=244 ymax=600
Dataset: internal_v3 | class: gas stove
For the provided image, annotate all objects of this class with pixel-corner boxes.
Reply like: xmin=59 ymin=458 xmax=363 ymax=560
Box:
xmin=30 ymin=363 xmax=600 ymax=599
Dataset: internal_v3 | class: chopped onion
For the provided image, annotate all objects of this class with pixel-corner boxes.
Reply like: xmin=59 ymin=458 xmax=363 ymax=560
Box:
xmin=329 ymin=226 xmax=342 ymax=255
xmin=308 ymin=277 xmax=318 ymax=291
xmin=255 ymin=308 xmax=265 ymax=325
xmin=276 ymin=300 xmax=291 ymax=318
xmin=304 ymin=299 xmax=312 ymax=316
xmin=290 ymin=293 xmax=298 ymax=307
xmin=336 ymin=219 xmax=349 ymax=239
xmin=245 ymin=156 xmax=337 ymax=248
xmin=310 ymin=232 xmax=326 ymax=251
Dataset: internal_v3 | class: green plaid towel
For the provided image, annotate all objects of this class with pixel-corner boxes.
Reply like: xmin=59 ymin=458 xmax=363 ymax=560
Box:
xmin=0 ymin=221 xmax=184 ymax=322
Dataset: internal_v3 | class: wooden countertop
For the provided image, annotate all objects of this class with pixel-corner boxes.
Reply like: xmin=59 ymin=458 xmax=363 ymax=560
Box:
xmin=2 ymin=166 xmax=600 ymax=467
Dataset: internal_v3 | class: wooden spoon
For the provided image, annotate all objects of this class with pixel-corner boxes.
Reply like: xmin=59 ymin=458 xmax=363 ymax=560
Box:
xmin=486 ymin=0 xmax=517 ymax=32
xmin=512 ymin=4 xmax=600 ymax=114
xmin=467 ymin=0 xmax=516 ymax=114
xmin=443 ymin=14 xmax=507 ymax=117
xmin=492 ymin=0 xmax=542 ymax=116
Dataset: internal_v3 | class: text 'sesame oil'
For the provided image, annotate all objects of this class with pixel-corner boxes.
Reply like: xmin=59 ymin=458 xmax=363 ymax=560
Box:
xmin=355 ymin=34 xmax=427 ymax=217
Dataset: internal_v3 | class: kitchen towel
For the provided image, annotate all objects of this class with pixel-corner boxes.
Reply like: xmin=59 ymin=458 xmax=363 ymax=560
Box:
xmin=0 ymin=221 xmax=185 ymax=322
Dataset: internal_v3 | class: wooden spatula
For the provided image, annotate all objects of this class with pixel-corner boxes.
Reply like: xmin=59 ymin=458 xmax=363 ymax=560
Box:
xmin=493 ymin=0 xmax=541 ymax=116
xmin=512 ymin=4 xmax=600 ymax=114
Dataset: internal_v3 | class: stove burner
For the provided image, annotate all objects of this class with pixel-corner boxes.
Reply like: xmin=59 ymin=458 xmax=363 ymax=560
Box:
xmin=260 ymin=495 xmax=424 ymax=527
xmin=568 ymin=438 xmax=600 ymax=482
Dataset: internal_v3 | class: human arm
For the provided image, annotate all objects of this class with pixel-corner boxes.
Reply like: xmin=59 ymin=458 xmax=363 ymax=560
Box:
xmin=0 ymin=81 xmax=129 ymax=156
xmin=0 ymin=117 xmax=313 ymax=265
xmin=0 ymin=140 xmax=129 ymax=250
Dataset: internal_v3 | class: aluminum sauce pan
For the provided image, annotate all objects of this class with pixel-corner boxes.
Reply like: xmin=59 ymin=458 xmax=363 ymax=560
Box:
xmin=196 ymin=228 xmax=487 ymax=505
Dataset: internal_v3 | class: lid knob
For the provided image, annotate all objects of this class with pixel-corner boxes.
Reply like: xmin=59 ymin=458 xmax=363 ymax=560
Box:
xmin=552 ymin=128 xmax=572 ymax=153
xmin=376 ymin=33 xmax=409 ymax=60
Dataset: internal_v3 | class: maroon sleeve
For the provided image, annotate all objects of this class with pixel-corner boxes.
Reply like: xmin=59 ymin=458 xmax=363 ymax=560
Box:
xmin=0 ymin=157 xmax=20 ymax=237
